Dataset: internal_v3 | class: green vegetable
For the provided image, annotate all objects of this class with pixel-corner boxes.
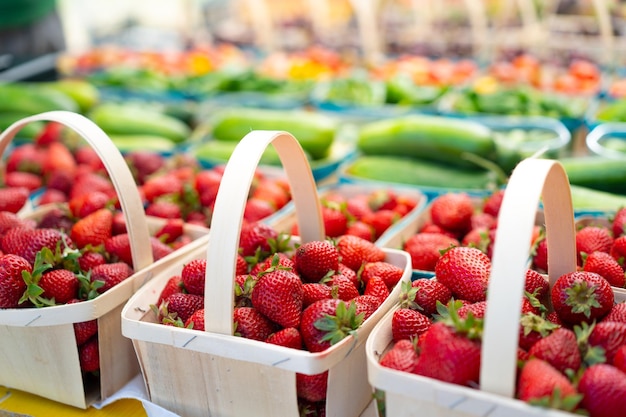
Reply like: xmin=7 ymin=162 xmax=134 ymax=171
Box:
xmin=192 ymin=140 xmax=311 ymax=166
xmin=0 ymin=112 xmax=44 ymax=139
xmin=108 ymin=134 xmax=177 ymax=153
xmin=570 ymin=185 xmax=626 ymax=213
xmin=0 ymin=82 xmax=79 ymax=114
xmin=344 ymin=155 xmax=498 ymax=191
xmin=559 ymin=156 xmax=626 ymax=194
xmin=493 ymin=128 xmax=565 ymax=174
xmin=356 ymin=114 xmax=496 ymax=169
xmin=88 ymin=103 xmax=191 ymax=143
xmin=39 ymin=79 xmax=100 ymax=113
xmin=210 ymin=108 xmax=337 ymax=160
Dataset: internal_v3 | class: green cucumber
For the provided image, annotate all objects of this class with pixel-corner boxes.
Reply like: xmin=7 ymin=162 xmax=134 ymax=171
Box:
xmin=344 ymin=155 xmax=498 ymax=190
xmin=570 ymin=185 xmax=626 ymax=213
xmin=89 ymin=103 xmax=191 ymax=143
xmin=210 ymin=108 xmax=337 ymax=160
xmin=0 ymin=82 xmax=79 ymax=114
xmin=0 ymin=112 xmax=44 ymax=139
xmin=193 ymin=140 xmax=312 ymax=166
xmin=356 ymin=114 xmax=496 ymax=169
xmin=40 ymin=79 xmax=100 ymax=113
xmin=108 ymin=134 xmax=176 ymax=153
xmin=559 ymin=156 xmax=626 ymax=194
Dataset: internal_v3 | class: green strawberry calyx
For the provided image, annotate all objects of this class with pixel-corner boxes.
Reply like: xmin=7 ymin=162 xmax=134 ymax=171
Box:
xmin=315 ymin=300 xmax=365 ymax=346
xmin=564 ymin=281 xmax=602 ymax=318
xmin=19 ymin=249 xmax=55 ymax=307
xmin=435 ymin=300 xmax=483 ymax=340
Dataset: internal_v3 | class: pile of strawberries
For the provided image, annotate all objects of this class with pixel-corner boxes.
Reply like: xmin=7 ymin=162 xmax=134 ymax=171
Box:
xmin=151 ymin=221 xmax=406 ymax=414
xmin=378 ymin=197 xmax=626 ymax=417
xmin=289 ymin=187 xmax=421 ymax=242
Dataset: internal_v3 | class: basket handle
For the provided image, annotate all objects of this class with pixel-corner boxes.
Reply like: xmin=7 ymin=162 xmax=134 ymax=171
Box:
xmin=0 ymin=111 xmax=153 ymax=276
xmin=480 ymin=158 xmax=577 ymax=398
xmin=203 ymin=130 xmax=324 ymax=335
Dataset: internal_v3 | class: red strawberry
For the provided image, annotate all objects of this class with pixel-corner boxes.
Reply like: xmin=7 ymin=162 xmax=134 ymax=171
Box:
xmin=150 ymin=237 xmax=174 ymax=262
xmin=74 ymin=146 xmax=105 ymax=173
xmin=519 ymin=312 xmax=560 ymax=351
xmin=578 ymin=364 xmax=626 ymax=417
xmin=379 ymin=339 xmax=420 ymax=373
xmin=296 ymin=371 xmax=328 ymax=402
xmin=266 ymin=327 xmax=302 ymax=349
xmin=336 ymin=235 xmax=386 ymax=272
xmin=583 ymin=251 xmax=626 ymax=288
xmin=68 ymin=191 xmax=112 ymax=218
xmin=157 ymin=275 xmax=184 ymax=305
xmin=352 ymin=294 xmax=381 ymax=320
xmin=613 ymin=207 xmax=626 ymax=238
xmin=184 ymin=308 xmax=205 ymax=331
xmin=604 ymin=302 xmax=626 ymax=323
xmin=482 ymin=189 xmax=504 ymax=217
xmin=90 ymin=262 xmax=133 ymax=294
xmin=233 ymin=306 xmax=275 ymax=341
xmin=35 ymin=121 xmax=64 ymax=145
xmin=78 ymin=251 xmax=106 ymax=272
xmin=0 ymin=211 xmax=35 ymax=234
xmin=326 ymin=273 xmax=359 ymax=301
xmin=434 ymin=246 xmax=491 ymax=303
xmin=125 ymin=151 xmax=166 ymax=184
xmin=104 ymin=234 xmax=133 ymax=266
xmin=320 ymin=204 xmax=348 ymax=238
xmin=411 ymin=278 xmax=452 ymax=316
xmin=293 ymin=240 xmax=339 ymax=283
xmin=429 ymin=193 xmax=474 ymax=235
xmin=551 ymin=271 xmax=614 ymax=325
xmin=588 ymin=321 xmax=626 ymax=364
xmin=345 ymin=195 xmax=374 ymax=220
xmin=516 ymin=358 xmax=578 ymax=404
xmin=528 ymin=327 xmax=581 ymax=374
xmin=362 ymin=209 xmax=400 ymax=239
xmin=0 ymin=254 xmax=31 ymax=308
xmin=251 ymin=269 xmax=303 ymax=328
xmin=532 ymin=235 xmax=549 ymax=272
xmin=363 ymin=275 xmax=390 ymax=303
xmin=163 ymin=293 xmax=204 ymax=324
xmin=78 ymin=337 xmax=100 ymax=373
xmin=4 ymin=171 xmax=42 ymax=192
xmin=0 ymin=187 xmax=29 ymax=213
xmin=344 ymin=221 xmax=375 ymax=242
xmin=524 ymin=268 xmax=550 ymax=299
xmin=576 ymin=226 xmax=613 ymax=265
xmin=6 ymin=143 xmax=44 ymax=174
xmin=403 ymin=232 xmax=459 ymax=271
xmin=243 ymin=198 xmax=276 ymax=222
xmin=154 ymin=218 xmax=184 ymax=244
xmin=6 ymin=228 xmax=72 ymax=265
xmin=145 ymin=201 xmax=182 ymax=219
xmin=181 ymin=259 xmax=207 ymax=296
xmin=457 ymin=301 xmax=487 ymax=319
xmin=69 ymin=172 xmax=115 ymax=200
xmin=392 ymin=307 xmax=431 ymax=341
xmin=469 ymin=212 xmax=497 ymax=231
xmin=42 ymin=142 xmax=77 ymax=178
xmin=360 ymin=261 xmax=404 ymax=290
xmin=141 ymin=174 xmax=183 ymax=203
xmin=614 ymin=345 xmax=626 ymax=373
xmin=611 ymin=235 xmax=626 ymax=267
xmin=73 ymin=319 xmax=98 ymax=346
xmin=39 ymin=269 xmax=78 ymax=304
xmin=302 ymin=283 xmax=332 ymax=307
xmin=250 ymin=252 xmax=294 ymax=275
xmin=239 ymin=222 xmax=278 ymax=257
xmin=70 ymin=208 xmax=113 ymax=248
xmin=300 ymin=298 xmax=363 ymax=352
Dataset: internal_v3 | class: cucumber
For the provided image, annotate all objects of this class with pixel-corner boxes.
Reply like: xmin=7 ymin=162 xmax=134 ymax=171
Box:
xmin=559 ymin=156 xmax=626 ymax=194
xmin=39 ymin=79 xmax=100 ymax=113
xmin=0 ymin=112 xmax=44 ymax=139
xmin=356 ymin=114 xmax=496 ymax=169
xmin=88 ymin=103 xmax=191 ymax=143
xmin=192 ymin=140 xmax=312 ymax=166
xmin=570 ymin=185 xmax=626 ymax=213
xmin=108 ymin=134 xmax=176 ymax=153
xmin=0 ymin=82 xmax=79 ymax=114
xmin=210 ymin=108 xmax=337 ymax=160
xmin=344 ymin=155 xmax=498 ymax=191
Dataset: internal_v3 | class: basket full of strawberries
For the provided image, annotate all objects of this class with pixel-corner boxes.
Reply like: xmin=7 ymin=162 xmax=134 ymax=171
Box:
xmin=366 ymin=158 xmax=626 ymax=417
xmin=121 ymin=130 xmax=412 ymax=417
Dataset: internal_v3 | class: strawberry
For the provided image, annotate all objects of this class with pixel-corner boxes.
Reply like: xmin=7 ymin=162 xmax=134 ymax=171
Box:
xmin=181 ymin=259 xmax=207 ymax=296
xmin=612 ymin=207 xmax=626 ymax=238
xmin=469 ymin=212 xmax=497 ymax=231
xmin=528 ymin=327 xmax=581 ymax=374
xmin=35 ymin=121 xmax=64 ymax=145
xmin=300 ymin=298 xmax=363 ymax=352
xmin=266 ymin=327 xmax=302 ymax=349
xmin=302 ymin=283 xmax=332 ymax=307
xmin=403 ymin=232 xmax=459 ymax=271
xmin=250 ymin=252 xmax=294 ymax=276
xmin=145 ymin=201 xmax=182 ymax=219
xmin=411 ymin=278 xmax=452 ymax=316
xmin=125 ymin=151 xmax=166 ymax=184
xmin=576 ymin=226 xmax=613 ymax=265
xmin=482 ymin=189 xmax=504 ymax=217
xmin=5 ymin=228 xmax=72 ymax=265
xmin=379 ymin=339 xmax=419 ymax=373
xmin=335 ymin=235 xmax=386 ymax=272
xmin=363 ymin=275 xmax=390 ymax=303
xmin=325 ymin=273 xmax=359 ymax=301
xmin=104 ymin=234 xmax=133 ymax=265
xmin=0 ymin=254 xmax=31 ymax=308
xmin=345 ymin=195 xmax=374 ymax=220
xmin=184 ymin=308 xmax=205 ymax=331
xmin=141 ymin=174 xmax=183 ymax=203
xmin=73 ymin=319 xmax=99 ymax=346
xmin=583 ymin=251 xmax=626 ymax=288
xmin=551 ymin=271 xmax=614 ymax=325
xmin=532 ymin=235 xmax=549 ymax=272
xmin=150 ymin=237 xmax=174 ymax=262
xmin=338 ymin=263 xmax=358 ymax=288
xmin=429 ymin=193 xmax=474 ymax=235
xmin=39 ymin=269 xmax=78 ymax=304
xmin=0 ymin=211 xmax=35 ymax=234
xmin=519 ymin=312 xmax=560 ymax=351
xmin=0 ymin=187 xmax=29 ymax=213
xmin=293 ymin=240 xmax=339 ymax=283
xmin=413 ymin=303 xmax=482 ymax=386
xmin=233 ymin=306 xmax=276 ymax=341
xmin=251 ymin=269 xmax=303 ymax=328
xmin=352 ymin=294 xmax=381 ymax=320
xmin=154 ymin=218 xmax=184 ymax=244
xmin=360 ymin=261 xmax=404 ymax=290
xmin=588 ymin=321 xmax=626 ymax=364
xmin=70 ymin=208 xmax=113 ymax=249
xmin=162 ymin=293 xmax=204 ymax=324
xmin=320 ymin=204 xmax=348 ymax=238
xmin=42 ymin=141 xmax=77 ymax=178
xmin=434 ymin=246 xmax=491 ymax=303
xmin=68 ymin=191 xmax=112 ymax=218
xmin=524 ymin=268 xmax=550 ymax=299
xmin=157 ymin=275 xmax=184 ymax=305
xmin=90 ymin=262 xmax=133 ymax=294
xmin=193 ymin=169 xmax=222 ymax=197
xmin=578 ymin=364 xmax=626 ymax=417
xmin=392 ymin=307 xmax=431 ymax=342
xmin=344 ymin=221 xmax=375 ymax=242
xmin=362 ymin=209 xmax=400 ymax=239
xmin=457 ymin=301 xmax=487 ymax=319
xmin=4 ymin=171 xmax=42 ymax=191
xmin=461 ymin=227 xmax=493 ymax=256
xmin=74 ymin=146 xmax=105 ymax=173
xmin=604 ymin=302 xmax=626 ymax=323
xmin=611 ymin=235 xmax=626 ymax=267
xmin=69 ymin=172 xmax=115 ymax=200
xmin=243 ymin=198 xmax=275 ymax=223
xmin=78 ymin=336 xmax=100 ymax=373
xmin=296 ymin=371 xmax=328 ymax=402
xmin=239 ymin=222 xmax=279 ymax=258
xmin=516 ymin=358 xmax=579 ymax=407
xmin=78 ymin=251 xmax=106 ymax=272
xmin=615 ymin=345 xmax=626 ymax=373
xmin=5 ymin=143 xmax=44 ymax=174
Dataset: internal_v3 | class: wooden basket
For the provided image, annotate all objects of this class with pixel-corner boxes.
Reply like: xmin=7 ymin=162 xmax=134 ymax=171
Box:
xmin=121 ymin=130 xmax=412 ymax=417
xmin=366 ymin=157 xmax=626 ymax=417
xmin=0 ymin=111 xmax=202 ymax=408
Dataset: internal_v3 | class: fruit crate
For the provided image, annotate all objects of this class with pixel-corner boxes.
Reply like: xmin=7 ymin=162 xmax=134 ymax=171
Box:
xmin=366 ymin=158 xmax=626 ymax=417
xmin=121 ymin=130 xmax=412 ymax=417
xmin=265 ymin=182 xmax=428 ymax=246
xmin=0 ymin=111 xmax=208 ymax=408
